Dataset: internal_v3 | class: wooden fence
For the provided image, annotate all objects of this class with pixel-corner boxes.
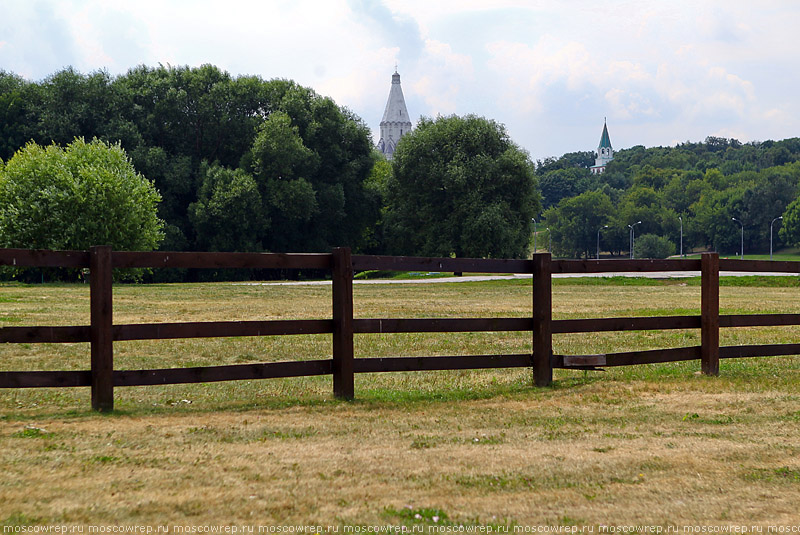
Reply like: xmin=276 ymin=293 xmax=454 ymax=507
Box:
xmin=2 ymin=246 xmax=800 ymax=412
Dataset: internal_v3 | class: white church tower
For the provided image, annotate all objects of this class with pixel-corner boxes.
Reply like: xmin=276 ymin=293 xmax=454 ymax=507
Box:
xmin=377 ymin=69 xmax=412 ymax=160
xmin=590 ymin=119 xmax=614 ymax=174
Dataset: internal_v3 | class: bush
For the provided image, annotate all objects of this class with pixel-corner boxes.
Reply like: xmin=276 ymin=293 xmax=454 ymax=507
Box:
xmin=0 ymin=138 xmax=164 ymax=251
xmin=634 ymin=234 xmax=676 ymax=259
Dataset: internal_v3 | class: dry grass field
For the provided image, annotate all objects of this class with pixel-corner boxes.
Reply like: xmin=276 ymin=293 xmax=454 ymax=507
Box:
xmin=1 ymin=277 xmax=800 ymax=527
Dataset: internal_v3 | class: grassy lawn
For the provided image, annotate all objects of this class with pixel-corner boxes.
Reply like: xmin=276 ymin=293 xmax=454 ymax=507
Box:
xmin=1 ymin=278 xmax=800 ymax=527
xmin=679 ymin=248 xmax=800 ymax=262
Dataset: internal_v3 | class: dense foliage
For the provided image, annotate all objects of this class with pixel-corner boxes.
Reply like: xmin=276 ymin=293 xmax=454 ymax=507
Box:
xmin=4 ymin=65 xmax=800 ymax=265
xmin=538 ymin=137 xmax=800 ymax=257
xmin=384 ymin=115 xmax=539 ymax=258
xmin=0 ymin=65 xmax=379 ymax=259
xmin=634 ymin=234 xmax=675 ymax=260
xmin=0 ymin=138 xmax=163 ymax=251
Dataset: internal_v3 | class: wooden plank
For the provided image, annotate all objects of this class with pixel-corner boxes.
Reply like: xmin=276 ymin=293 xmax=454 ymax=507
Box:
xmin=113 ymin=319 xmax=332 ymax=341
xmin=332 ymin=247 xmax=354 ymax=400
xmin=351 ymin=254 xmax=531 ymax=274
xmin=0 ymin=314 xmax=740 ymax=343
xmin=606 ymin=346 xmax=702 ymax=365
xmin=719 ymin=258 xmax=800 ymax=273
xmin=0 ymin=248 xmax=89 ymax=268
xmin=0 ymin=320 xmax=335 ymax=344
xmin=353 ymin=317 xmax=531 ymax=334
xmin=720 ymin=314 xmax=800 ymax=328
xmin=701 ymin=253 xmax=720 ymax=376
xmin=532 ymin=253 xmax=553 ymax=386
xmin=553 ymin=315 xmax=700 ymax=333
xmin=720 ymin=344 xmax=800 ymax=359
xmin=353 ymin=354 xmax=531 ymax=373
xmin=112 ymin=251 xmax=332 ymax=270
xmin=0 ymin=370 xmax=91 ymax=388
xmin=113 ymin=360 xmax=333 ymax=386
xmin=562 ymin=354 xmax=607 ymax=367
xmin=553 ymin=258 xmax=700 ymax=274
xmin=554 ymin=346 xmax=701 ymax=368
xmin=0 ymin=326 xmax=90 ymax=343
xmin=90 ymin=246 xmax=114 ymax=412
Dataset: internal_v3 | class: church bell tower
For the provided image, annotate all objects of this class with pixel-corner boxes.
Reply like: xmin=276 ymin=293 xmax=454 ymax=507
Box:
xmin=590 ymin=119 xmax=614 ymax=174
xmin=377 ymin=69 xmax=412 ymax=160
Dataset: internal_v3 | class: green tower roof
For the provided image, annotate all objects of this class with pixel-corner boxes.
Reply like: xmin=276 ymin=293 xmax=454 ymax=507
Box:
xmin=599 ymin=120 xmax=612 ymax=149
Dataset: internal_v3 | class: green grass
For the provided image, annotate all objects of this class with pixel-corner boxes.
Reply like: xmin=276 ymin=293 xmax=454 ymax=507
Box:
xmin=681 ymin=248 xmax=800 ymax=262
xmin=554 ymin=275 xmax=800 ymax=287
xmin=2 ymin=279 xmax=800 ymax=525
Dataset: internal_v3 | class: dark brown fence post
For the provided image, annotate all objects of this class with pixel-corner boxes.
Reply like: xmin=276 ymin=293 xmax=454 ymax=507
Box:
xmin=90 ymin=245 xmax=114 ymax=411
xmin=532 ymin=253 xmax=553 ymax=386
xmin=701 ymin=252 xmax=720 ymax=376
xmin=332 ymin=247 xmax=355 ymax=399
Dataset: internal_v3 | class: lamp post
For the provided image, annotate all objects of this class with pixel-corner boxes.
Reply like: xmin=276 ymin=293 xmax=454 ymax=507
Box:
xmin=546 ymin=227 xmax=551 ymax=253
xmin=771 ymin=216 xmax=783 ymax=260
xmin=679 ymin=215 xmax=683 ymax=257
xmin=597 ymin=225 xmax=608 ymax=260
xmin=532 ymin=218 xmax=537 ymax=253
xmin=628 ymin=220 xmax=642 ymax=259
xmin=732 ymin=217 xmax=743 ymax=260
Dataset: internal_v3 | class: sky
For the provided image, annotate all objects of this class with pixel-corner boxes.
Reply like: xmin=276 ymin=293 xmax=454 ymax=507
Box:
xmin=1 ymin=0 xmax=799 ymax=162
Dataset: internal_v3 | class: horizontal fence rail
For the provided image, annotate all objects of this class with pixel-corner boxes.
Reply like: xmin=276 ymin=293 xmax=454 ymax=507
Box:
xmin=2 ymin=247 xmax=800 ymax=411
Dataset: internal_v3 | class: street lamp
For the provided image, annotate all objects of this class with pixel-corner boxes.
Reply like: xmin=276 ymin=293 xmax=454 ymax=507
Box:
xmin=732 ymin=217 xmax=743 ymax=260
xmin=771 ymin=216 xmax=783 ymax=260
xmin=597 ymin=225 xmax=608 ymax=260
xmin=678 ymin=216 xmax=683 ymax=257
xmin=628 ymin=221 xmax=642 ymax=259
xmin=531 ymin=218 xmax=537 ymax=253
xmin=545 ymin=227 xmax=551 ymax=253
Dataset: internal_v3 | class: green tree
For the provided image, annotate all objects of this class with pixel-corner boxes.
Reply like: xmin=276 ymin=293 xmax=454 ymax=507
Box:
xmin=189 ymin=163 xmax=267 ymax=252
xmin=248 ymin=110 xmax=320 ymax=252
xmin=384 ymin=115 xmax=539 ymax=258
xmin=780 ymin=197 xmax=800 ymax=247
xmin=357 ymin=154 xmax=391 ymax=253
xmin=740 ymin=164 xmax=800 ymax=252
xmin=0 ymin=138 xmax=164 ymax=251
xmin=538 ymin=167 xmax=586 ymax=209
xmin=689 ymin=185 xmax=747 ymax=253
xmin=0 ymin=71 xmax=33 ymax=161
xmin=634 ymin=234 xmax=675 ymax=259
xmin=544 ymin=190 xmax=613 ymax=258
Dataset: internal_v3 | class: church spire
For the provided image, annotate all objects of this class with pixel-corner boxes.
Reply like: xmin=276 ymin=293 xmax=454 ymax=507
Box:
xmin=377 ymin=69 xmax=412 ymax=160
xmin=590 ymin=119 xmax=614 ymax=174
xmin=599 ymin=118 xmax=612 ymax=150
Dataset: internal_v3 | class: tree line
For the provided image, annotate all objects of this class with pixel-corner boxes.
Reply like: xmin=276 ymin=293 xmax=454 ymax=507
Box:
xmin=537 ymin=137 xmax=800 ymax=258
xmin=3 ymin=64 xmax=800 ymax=274
xmin=0 ymin=65 xmax=379 ymax=257
xmin=0 ymin=65 xmax=538 ymax=281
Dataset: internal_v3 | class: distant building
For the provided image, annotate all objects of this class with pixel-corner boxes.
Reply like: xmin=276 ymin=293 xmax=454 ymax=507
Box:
xmin=377 ymin=69 xmax=412 ymax=160
xmin=590 ymin=120 xmax=614 ymax=174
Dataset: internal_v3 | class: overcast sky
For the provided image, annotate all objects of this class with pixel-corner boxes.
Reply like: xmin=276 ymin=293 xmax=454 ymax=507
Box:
xmin=1 ymin=0 xmax=798 ymax=161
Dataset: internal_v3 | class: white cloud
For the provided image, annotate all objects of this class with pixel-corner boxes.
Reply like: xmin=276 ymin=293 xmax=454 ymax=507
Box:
xmin=412 ymin=39 xmax=474 ymax=116
xmin=1 ymin=0 xmax=799 ymax=158
xmin=486 ymin=37 xmax=595 ymax=115
xmin=604 ymin=89 xmax=657 ymax=121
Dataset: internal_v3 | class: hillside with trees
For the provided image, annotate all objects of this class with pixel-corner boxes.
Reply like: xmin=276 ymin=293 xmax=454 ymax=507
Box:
xmin=537 ymin=137 xmax=800 ymax=258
